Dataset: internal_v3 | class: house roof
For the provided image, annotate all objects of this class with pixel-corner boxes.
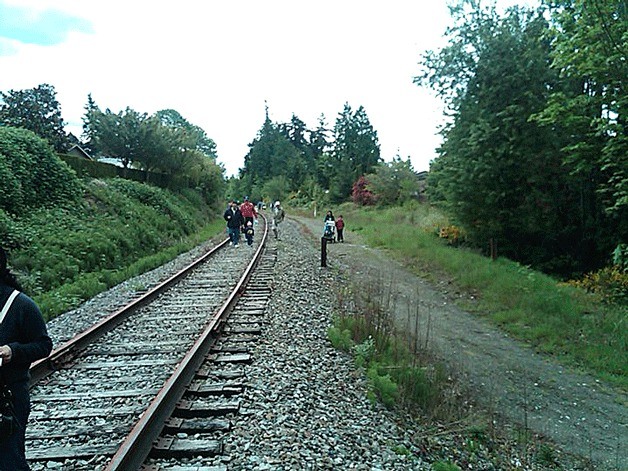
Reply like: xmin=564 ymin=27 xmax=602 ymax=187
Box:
xmin=68 ymin=144 xmax=92 ymax=160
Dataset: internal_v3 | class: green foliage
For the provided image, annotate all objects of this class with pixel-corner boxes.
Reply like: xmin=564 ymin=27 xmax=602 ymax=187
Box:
xmin=330 ymin=103 xmax=381 ymax=202
xmin=3 ymin=178 xmax=217 ymax=319
xmin=0 ymin=127 xmax=81 ymax=216
xmin=327 ymin=326 xmax=354 ymax=352
xmin=261 ymin=176 xmax=292 ymax=205
xmin=155 ymin=108 xmax=217 ymax=159
xmin=242 ymin=113 xmax=304 ymax=191
xmin=239 ymin=103 xmax=380 ymax=206
xmin=352 ymin=337 xmax=375 ymax=368
xmin=432 ymin=461 xmax=461 ymax=471
xmin=364 ymin=157 xmax=423 ymax=206
xmin=612 ymin=244 xmax=628 ymax=271
xmin=418 ymin=2 xmax=625 ymax=276
xmin=366 ymin=363 xmax=398 ymax=409
xmin=0 ymin=83 xmax=69 ymax=152
xmin=540 ymin=0 xmax=627 ymax=218
xmin=535 ymin=443 xmax=559 ymax=468
xmin=83 ymin=100 xmax=224 ymax=198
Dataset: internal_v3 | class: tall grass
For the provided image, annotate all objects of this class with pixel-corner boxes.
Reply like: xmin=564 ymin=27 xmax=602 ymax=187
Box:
xmin=341 ymin=203 xmax=627 ymax=388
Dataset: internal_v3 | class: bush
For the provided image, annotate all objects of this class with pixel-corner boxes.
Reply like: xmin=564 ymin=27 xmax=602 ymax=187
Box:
xmin=0 ymin=127 xmax=81 ymax=213
xmin=3 ymin=177 xmax=216 ymax=319
xmin=567 ymin=266 xmax=628 ymax=304
xmin=367 ymin=363 xmax=398 ymax=409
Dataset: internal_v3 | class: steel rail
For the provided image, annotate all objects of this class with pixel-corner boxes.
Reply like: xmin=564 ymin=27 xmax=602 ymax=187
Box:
xmin=105 ymin=215 xmax=268 ymax=470
xmin=29 ymin=237 xmax=231 ymax=386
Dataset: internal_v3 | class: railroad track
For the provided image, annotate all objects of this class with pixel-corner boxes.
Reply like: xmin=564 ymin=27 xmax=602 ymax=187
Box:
xmin=27 ymin=217 xmax=274 ymax=470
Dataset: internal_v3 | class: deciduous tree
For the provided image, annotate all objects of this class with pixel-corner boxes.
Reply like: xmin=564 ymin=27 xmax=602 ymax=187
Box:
xmin=0 ymin=83 xmax=69 ymax=152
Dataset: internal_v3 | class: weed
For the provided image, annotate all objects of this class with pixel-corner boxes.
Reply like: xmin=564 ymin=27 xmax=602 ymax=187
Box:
xmin=535 ymin=443 xmax=559 ymax=468
xmin=328 ymin=326 xmax=354 ymax=352
xmin=391 ymin=444 xmax=411 ymax=456
xmin=352 ymin=337 xmax=375 ymax=368
xmin=367 ymin=363 xmax=398 ymax=409
xmin=431 ymin=460 xmax=461 ymax=471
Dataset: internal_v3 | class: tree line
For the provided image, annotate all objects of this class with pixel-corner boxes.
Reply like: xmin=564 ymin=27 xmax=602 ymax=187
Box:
xmin=0 ymin=84 xmax=224 ymax=203
xmin=232 ymin=102 xmax=425 ymax=209
xmin=417 ymin=0 xmax=626 ymax=277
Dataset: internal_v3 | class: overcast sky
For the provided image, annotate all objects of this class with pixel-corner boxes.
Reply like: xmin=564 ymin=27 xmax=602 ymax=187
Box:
xmin=0 ymin=0 xmax=535 ymax=176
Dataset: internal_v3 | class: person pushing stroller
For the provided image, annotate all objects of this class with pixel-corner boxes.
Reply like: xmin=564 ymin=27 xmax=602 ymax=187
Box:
xmin=322 ymin=210 xmax=336 ymax=242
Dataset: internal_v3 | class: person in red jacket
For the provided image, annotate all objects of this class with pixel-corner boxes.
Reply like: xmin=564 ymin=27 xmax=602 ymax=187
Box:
xmin=239 ymin=196 xmax=257 ymax=225
xmin=335 ymin=215 xmax=345 ymax=242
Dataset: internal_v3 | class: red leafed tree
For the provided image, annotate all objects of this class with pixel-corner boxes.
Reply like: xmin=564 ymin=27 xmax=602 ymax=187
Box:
xmin=351 ymin=175 xmax=376 ymax=205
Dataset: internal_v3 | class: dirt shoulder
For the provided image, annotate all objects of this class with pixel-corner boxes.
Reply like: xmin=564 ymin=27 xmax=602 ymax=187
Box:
xmin=289 ymin=214 xmax=627 ymax=469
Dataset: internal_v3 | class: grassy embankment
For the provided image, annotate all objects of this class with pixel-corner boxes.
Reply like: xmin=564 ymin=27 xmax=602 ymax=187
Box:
xmin=8 ymin=178 xmax=226 ymax=321
xmin=330 ymin=202 xmax=626 ymax=389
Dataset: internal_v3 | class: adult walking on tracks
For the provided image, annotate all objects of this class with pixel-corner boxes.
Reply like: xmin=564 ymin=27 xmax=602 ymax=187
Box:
xmin=0 ymin=246 xmax=52 ymax=470
xmin=224 ymin=200 xmax=245 ymax=247
xmin=272 ymin=201 xmax=285 ymax=239
xmin=239 ymin=196 xmax=257 ymax=226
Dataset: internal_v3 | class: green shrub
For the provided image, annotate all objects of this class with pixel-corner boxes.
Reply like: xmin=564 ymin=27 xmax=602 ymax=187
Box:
xmin=352 ymin=337 xmax=375 ymax=368
xmin=0 ymin=127 xmax=81 ymax=213
xmin=535 ymin=443 xmax=559 ymax=468
xmin=2 ymin=176 xmax=217 ymax=320
xmin=367 ymin=363 xmax=398 ymax=409
xmin=328 ymin=326 xmax=354 ymax=351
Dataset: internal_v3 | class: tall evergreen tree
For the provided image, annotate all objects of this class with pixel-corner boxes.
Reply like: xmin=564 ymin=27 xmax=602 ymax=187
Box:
xmin=81 ymin=93 xmax=100 ymax=154
xmin=241 ymin=108 xmax=302 ymax=195
xmin=330 ymin=103 xmax=381 ymax=201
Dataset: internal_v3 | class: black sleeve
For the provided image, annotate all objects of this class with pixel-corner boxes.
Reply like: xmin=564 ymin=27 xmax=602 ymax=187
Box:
xmin=8 ymin=295 xmax=52 ymax=366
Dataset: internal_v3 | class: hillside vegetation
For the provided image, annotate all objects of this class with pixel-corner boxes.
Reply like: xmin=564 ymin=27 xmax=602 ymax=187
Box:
xmin=0 ymin=127 xmax=223 ymax=320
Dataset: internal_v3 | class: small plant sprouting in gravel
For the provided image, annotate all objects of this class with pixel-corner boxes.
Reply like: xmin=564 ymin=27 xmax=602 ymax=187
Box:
xmin=431 ymin=460 xmax=461 ymax=471
xmin=536 ymin=443 xmax=559 ymax=468
xmin=352 ymin=336 xmax=375 ymax=368
xmin=391 ymin=443 xmax=411 ymax=456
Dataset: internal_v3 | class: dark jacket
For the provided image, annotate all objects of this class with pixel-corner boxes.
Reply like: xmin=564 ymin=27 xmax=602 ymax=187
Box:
xmin=223 ymin=207 xmax=244 ymax=229
xmin=0 ymin=285 xmax=52 ymax=385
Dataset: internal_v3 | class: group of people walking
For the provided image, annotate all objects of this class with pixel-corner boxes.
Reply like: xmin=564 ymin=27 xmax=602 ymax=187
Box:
xmin=223 ymin=198 xmax=285 ymax=246
xmin=225 ymin=199 xmax=348 ymax=246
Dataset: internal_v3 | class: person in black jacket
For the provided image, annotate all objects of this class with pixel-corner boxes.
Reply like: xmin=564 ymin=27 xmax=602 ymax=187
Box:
xmin=223 ymin=200 xmax=245 ymax=247
xmin=0 ymin=246 xmax=52 ymax=470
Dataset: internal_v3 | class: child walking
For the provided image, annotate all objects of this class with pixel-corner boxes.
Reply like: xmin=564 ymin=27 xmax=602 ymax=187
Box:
xmin=335 ymin=215 xmax=345 ymax=242
xmin=244 ymin=220 xmax=255 ymax=246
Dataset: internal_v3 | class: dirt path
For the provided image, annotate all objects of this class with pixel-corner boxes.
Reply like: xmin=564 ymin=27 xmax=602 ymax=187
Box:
xmin=290 ymin=214 xmax=627 ymax=469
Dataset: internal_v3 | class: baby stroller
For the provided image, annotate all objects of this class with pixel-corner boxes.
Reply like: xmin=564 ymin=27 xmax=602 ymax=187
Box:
xmin=322 ymin=220 xmax=336 ymax=242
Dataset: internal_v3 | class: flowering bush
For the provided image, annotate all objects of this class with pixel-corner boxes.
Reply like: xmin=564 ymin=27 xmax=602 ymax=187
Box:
xmin=567 ymin=266 xmax=628 ymax=305
xmin=438 ymin=225 xmax=465 ymax=245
